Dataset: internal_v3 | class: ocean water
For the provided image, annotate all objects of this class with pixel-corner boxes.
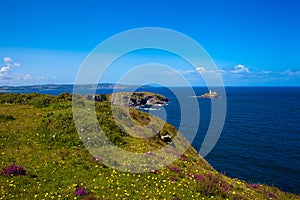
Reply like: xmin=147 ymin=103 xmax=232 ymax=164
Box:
xmin=206 ymin=87 xmax=300 ymax=194
xmin=145 ymin=87 xmax=300 ymax=194
xmin=3 ymin=86 xmax=300 ymax=194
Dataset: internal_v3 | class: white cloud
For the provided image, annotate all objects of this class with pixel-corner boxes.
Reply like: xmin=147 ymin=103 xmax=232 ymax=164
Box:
xmin=0 ymin=58 xmax=16 ymax=79
xmin=218 ymin=69 xmax=226 ymax=74
xmin=260 ymin=70 xmax=273 ymax=74
xmin=163 ymin=67 xmax=226 ymax=81
xmin=230 ymin=64 xmax=250 ymax=74
xmin=13 ymin=62 xmax=20 ymax=67
xmin=180 ymin=69 xmax=196 ymax=75
xmin=0 ymin=57 xmax=31 ymax=83
xmin=282 ymin=69 xmax=300 ymax=76
xmin=3 ymin=57 xmax=12 ymax=63
xmin=195 ymin=67 xmax=220 ymax=74
xmin=162 ymin=69 xmax=195 ymax=76
xmin=0 ymin=66 xmax=10 ymax=73
xmin=16 ymin=74 xmax=31 ymax=80
xmin=36 ymin=76 xmax=45 ymax=80
xmin=161 ymin=65 xmax=298 ymax=86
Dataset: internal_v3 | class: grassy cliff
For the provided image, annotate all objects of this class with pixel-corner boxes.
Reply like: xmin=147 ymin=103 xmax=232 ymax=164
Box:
xmin=0 ymin=93 xmax=298 ymax=199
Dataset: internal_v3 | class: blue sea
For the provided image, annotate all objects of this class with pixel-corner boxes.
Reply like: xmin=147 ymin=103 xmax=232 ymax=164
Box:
xmin=148 ymin=86 xmax=300 ymax=194
xmin=3 ymin=86 xmax=300 ymax=194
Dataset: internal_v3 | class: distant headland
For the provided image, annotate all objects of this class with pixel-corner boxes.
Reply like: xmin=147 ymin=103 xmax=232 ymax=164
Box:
xmin=85 ymin=92 xmax=170 ymax=110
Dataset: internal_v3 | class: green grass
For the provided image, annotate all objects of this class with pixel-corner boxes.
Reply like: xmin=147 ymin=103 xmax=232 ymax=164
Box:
xmin=0 ymin=114 xmax=15 ymax=123
xmin=0 ymin=93 xmax=299 ymax=199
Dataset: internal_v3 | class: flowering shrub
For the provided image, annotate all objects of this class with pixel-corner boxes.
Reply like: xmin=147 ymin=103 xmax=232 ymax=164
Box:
xmin=0 ymin=164 xmax=26 ymax=176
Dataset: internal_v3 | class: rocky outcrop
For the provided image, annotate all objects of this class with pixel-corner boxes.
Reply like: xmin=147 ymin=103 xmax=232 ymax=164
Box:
xmin=160 ymin=134 xmax=172 ymax=144
xmin=110 ymin=92 xmax=169 ymax=109
xmin=86 ymin=94 xmax=107 ymax=102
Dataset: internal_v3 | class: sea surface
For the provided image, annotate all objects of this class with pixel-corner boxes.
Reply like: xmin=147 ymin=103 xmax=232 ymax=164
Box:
xmin=2 ymin=86 xmax=300 ymax=194
xmin=135 ymin=86 xmax=300 ymax=194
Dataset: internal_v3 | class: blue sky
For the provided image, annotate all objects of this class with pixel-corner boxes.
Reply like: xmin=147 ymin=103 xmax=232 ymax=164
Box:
xmin=0 ymin=0 xmax=299 ymax=86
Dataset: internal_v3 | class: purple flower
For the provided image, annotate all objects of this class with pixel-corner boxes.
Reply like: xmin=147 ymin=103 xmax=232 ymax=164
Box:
xmin=0 ymin=164 xmax=26 ymax=176
xmin=268 ymin=192 xmax=276 ymax=198
xmin=75 ymin=187 xmax=88 ymax=196
xmin=249 ymin=184 xmax=260 ymax=189
xmin=93 ymin=155 xmax=102 ymax=162
xmin=181 ymin=154 xmax=188 ymax=161
xmin=194 ymin=173 xmax=203 ymax=182
xmin=170 ymin=166 xmax=180 ymax=173
xmin=171 ymin=177 xmax=179 ymax=183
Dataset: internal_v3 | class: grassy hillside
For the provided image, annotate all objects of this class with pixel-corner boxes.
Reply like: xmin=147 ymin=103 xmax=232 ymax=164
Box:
xmin=0 ymin=93 xmax=298 ymax=199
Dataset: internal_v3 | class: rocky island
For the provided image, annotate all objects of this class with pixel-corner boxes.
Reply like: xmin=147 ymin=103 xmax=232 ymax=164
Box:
xmin=195 ymin=90 xmax=219 ymax=98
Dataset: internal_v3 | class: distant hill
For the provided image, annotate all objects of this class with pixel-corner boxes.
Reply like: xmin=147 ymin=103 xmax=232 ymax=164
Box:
xmin=0 ymin=83 xmax=157 ymax=94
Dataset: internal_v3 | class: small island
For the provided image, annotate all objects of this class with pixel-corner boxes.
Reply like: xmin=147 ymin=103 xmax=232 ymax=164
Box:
xmin=195 ymin=90 xmax=219 ymax=98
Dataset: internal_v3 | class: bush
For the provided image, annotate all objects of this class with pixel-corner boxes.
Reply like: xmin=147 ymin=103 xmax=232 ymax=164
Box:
xmin=35 ymin=110 xmax=82 ymax=148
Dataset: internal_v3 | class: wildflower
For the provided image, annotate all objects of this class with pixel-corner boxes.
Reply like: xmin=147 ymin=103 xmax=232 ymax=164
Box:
xmin=93 ymin=155 xmax=102 ymax=162
xmin=0 ymin=164 xmax=26 ymax=176
xmin=181 ymin=154 xmax=189 ymax=161
xmin=171 ymin=177 xmax=178 ymax=183
xmin=194 ymin=174 xmax=203 ymax=182
xmin=170 ymin=166 xmax=180 ymax=173
xmin=249 ymin=184 xmax=260 ymax=189
xmin=75 ymin=187 xmax=88 ymax=196
xmin=269 ymin=192 xmax=276 ymax=198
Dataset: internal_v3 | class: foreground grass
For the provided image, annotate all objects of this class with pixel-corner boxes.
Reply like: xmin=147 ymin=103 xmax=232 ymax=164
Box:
xmin=0 ymin=93 xmax=299 ymax=199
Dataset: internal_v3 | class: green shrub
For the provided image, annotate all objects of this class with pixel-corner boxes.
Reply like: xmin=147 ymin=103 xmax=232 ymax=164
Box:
xmin=35 ymin=110 xmax=82 ymax=148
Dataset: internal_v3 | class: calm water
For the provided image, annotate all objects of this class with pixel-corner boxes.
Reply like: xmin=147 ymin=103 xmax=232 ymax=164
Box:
xmin=3 ymin=86 xmax=300 ymax=194
xmin=144 ymin=87 xmax=300 ymax=194
xmin=148 ymin=87 xmax=300 ymax=194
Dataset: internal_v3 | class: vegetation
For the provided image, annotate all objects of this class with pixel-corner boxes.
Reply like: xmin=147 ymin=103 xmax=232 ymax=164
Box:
xmin=0 ymin=93 xmax=299 ymax=199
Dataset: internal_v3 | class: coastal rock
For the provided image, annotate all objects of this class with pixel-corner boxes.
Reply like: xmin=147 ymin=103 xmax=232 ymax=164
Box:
xmin=110 ymin=92 xmax=169 ymax=109
xmin=160 ymin=134 xmax=172 ymax=144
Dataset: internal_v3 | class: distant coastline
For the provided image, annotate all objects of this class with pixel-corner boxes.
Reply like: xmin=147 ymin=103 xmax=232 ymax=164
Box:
xmin=1 ymin=84 xmax=299 ymax=94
